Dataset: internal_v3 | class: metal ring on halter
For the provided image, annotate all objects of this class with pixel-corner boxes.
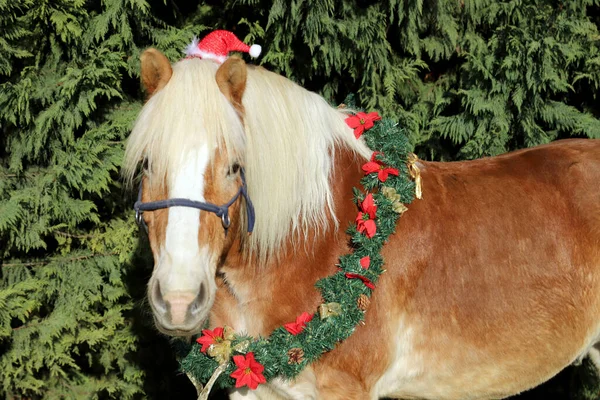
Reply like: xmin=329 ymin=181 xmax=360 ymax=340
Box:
xmin=136 ymin=209 xmax=149 ymax=234
xmin=221 ymin=213 xmax=231 ymax=229
xmin=135 ymin=209 xmax=144 ymax=228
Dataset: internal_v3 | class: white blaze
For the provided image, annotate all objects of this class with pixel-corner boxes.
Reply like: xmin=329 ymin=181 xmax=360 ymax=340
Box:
xmin=160 ymin=145 xmax=210 ymax=294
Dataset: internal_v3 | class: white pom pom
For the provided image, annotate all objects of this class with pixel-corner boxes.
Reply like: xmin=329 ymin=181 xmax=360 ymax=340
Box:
xmin=184 ymin=36 xmax=202 ymax=57
xmin=249 ymin=44 xmax=262 ymax=58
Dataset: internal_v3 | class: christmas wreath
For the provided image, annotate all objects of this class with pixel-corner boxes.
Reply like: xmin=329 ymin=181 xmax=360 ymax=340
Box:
xmin=180 ymin=106 xmax=419 ymax=395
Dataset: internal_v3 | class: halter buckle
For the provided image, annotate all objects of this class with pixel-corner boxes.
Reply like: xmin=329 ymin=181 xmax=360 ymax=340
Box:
xmin=221 ymin=213 xmax=231 ymax=229
xmin=135 ymin=208 xmax=148 ymax=233
xmin=135 ymin=209 xmax=143 ymax=227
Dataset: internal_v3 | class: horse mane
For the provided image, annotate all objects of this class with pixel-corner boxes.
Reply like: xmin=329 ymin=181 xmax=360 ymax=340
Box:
xmin=124 ymin=58 xmax=372 ymax=259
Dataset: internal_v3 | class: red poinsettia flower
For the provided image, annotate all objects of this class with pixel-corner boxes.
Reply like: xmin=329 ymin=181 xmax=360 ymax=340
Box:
xmin=360 ymin=256 xmax=370 ymax=269
xmin=362 ymin=152 xmax=399 ymax=183
xmin=345 ymin=273 xmax=376 ymax=290
xmin=230 ymin=352 xmax=266 ymax=390
xmin=345 ymin=111 xmax=382 ymax=139
xmin=196 ymin=327 xmax=224 ymax=353
xmin=356 ymin=214 xmax=376 ymax=238
xmin=361 ymin=193 xmax=377 ymax=219
xmin=283 ymin=312 xmax=314 ymax=335
xmin=356 ymin=194 xmax=377 ymax=238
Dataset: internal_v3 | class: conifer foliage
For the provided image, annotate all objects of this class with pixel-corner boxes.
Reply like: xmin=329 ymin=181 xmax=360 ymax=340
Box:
xmin=230 ymin=0 xmax=600 ymax=159
xmin=1 ymin=0 xmax=600 ymax=399
xmin=0 ymin=0 xmax=197 ymax=398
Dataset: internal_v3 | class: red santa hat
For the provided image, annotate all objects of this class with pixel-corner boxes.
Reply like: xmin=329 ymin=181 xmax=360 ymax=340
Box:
xmin=184 ymin=30 xmax=262 ymax=63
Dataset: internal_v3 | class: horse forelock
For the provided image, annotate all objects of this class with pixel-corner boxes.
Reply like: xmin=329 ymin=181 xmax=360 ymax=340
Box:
xmin=124 ymin=58 xmax=372 ymax=260
xmin=123 ymin=59 xmax=245 ymax=189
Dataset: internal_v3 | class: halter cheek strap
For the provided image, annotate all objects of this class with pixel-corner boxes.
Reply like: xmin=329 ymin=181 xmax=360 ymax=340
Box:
xmin=134 ymin=169 xmax=255 ymax=236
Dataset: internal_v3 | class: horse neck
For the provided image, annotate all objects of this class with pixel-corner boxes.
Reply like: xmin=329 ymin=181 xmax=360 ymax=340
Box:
xmin=218 ymin=146 xmax=366 ymax=336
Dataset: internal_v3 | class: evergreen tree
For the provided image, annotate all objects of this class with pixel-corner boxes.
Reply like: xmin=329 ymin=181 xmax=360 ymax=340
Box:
xmin=1 ymin=0 xmax=599 ymax=398
xmin=431 ymin=0 xmax=600 ymax=159
xmin=226 ymin=0 xmax=600 ymax=160
xmin=0 ymin=0 xmax=198 ymax=398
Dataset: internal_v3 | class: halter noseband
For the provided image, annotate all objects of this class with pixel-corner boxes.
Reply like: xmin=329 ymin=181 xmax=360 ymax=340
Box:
xmin=134 ymin=169 xmax=255 ymax=235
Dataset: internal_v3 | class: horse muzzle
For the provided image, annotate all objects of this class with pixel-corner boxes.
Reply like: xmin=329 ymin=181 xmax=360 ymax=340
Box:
xmin=149 ymin=279 xmax=214 ymax=336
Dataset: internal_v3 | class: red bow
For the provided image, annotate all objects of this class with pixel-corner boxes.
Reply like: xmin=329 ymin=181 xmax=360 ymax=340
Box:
xmin=345 ymin=273 xmax=375 ymax=290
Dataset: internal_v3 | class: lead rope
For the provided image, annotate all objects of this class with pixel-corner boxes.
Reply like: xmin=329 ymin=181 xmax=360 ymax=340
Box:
xmin=186 ymin=363 xmax=228 ymax=400
xmin=196 ymin=363 xmax=228 ymax=400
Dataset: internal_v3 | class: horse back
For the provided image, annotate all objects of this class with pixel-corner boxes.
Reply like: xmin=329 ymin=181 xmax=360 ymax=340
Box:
xmin=412 ymin=138 xmax=600 ymax=251
xmin=367 ymin=139 xmax=600 ymax=399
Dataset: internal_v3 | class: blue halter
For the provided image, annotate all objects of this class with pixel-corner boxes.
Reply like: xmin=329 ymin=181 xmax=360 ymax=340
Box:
xmin=134 ymin=169 xmax=255 ymax=235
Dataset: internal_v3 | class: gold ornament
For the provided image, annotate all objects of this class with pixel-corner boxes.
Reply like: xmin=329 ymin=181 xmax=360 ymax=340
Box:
xmin=381 ymin=186 xmax=408 ymax=215
xmin=206 ymin=326 xmax=236 ymax=364
xmin=393 ymin=202 xmax=408 ymax=214
xmin=232 ymin=340 xmax=250 ymax=353
xmin=357 ymin=294 xmax=370 ymax=311
xmin=407 ymin=153 xmax=423 ymax=199
xmin=287 ymin=348 xmax=305 ymax=364
xmin=207 ymin=341 xmax=231 ymax=364
xmin=222 ymin=326 xmax=236 ymax=341
xmin=318 ymin=302 xmax=342 ymax=319
xmin=382 ymin=186 xmax=400 ymax=202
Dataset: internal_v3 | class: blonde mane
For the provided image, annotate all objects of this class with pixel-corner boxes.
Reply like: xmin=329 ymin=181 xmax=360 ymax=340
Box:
xmin=124 ymin=58 xmax=372 ymax=259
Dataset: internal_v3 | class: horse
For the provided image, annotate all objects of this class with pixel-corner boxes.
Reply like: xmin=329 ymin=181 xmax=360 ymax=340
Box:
xmin=123 ymin=48 xmax=600 ymax=399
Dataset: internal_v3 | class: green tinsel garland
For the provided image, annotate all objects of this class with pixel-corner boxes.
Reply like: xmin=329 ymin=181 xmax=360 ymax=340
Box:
xmin=180 ymin=111 xmax=416 ymax=390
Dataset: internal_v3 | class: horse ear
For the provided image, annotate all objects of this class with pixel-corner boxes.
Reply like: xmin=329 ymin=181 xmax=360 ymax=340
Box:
xmin=216 ymin=56 xmax=247 ymax=114
xmin=140 ymin=48 xmax=173 ymax=97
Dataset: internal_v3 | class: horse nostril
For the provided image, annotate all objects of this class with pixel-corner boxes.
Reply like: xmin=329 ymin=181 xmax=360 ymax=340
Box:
xmin=151 ymin=281 xmax=167 ymax=313
xmin=190 ymin=283 xmax=207 ymax=314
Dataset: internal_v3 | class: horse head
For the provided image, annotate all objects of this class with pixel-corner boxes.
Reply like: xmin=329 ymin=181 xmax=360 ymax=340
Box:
xmin=125 ymin=49 xmax=251 ymax=335
xmin=124 ymin=43 xmax=371 ymax=336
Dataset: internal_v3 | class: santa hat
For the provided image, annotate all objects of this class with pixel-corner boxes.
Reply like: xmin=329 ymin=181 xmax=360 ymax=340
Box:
xmin=184 ymin=30 xmax=262 ymax=63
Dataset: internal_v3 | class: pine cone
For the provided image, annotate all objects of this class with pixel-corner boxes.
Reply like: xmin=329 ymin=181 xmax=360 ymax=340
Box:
xmin=287 ymin=348 xmax=305 ymax=365
xmin=357 ymin=294 xmax=370 ymax=311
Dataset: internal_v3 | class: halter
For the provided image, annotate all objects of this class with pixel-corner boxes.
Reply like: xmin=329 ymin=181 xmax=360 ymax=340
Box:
xmin=134 ymin=169 xmax=255 ymax=235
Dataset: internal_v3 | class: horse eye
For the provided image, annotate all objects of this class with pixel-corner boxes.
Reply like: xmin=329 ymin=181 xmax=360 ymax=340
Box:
xmin=142 ymin=158 xmax=149 ymax=171
xmin=229 ymin=163 xmax=241 ymax=175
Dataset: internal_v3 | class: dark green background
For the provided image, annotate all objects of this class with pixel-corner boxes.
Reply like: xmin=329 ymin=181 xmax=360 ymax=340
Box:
xmin=1 ymin=0 xmax=599 ymax=398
